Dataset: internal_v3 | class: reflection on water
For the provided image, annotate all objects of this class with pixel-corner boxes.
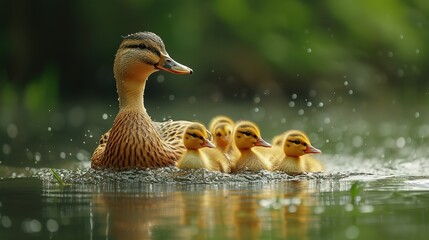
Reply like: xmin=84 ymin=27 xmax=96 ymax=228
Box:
xmin=1 ymin=175 xmax=429 ymax=240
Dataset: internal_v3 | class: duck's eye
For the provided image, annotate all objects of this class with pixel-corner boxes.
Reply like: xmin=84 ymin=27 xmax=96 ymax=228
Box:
xmin=138 ymin=44 xmax=146 ymax=49
xmin=303 ymin=142 xmax=307 ymax=146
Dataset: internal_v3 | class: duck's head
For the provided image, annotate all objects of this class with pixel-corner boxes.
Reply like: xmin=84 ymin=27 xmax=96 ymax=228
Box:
xmin=282 ymin=130 xmax=321 ymax=157
xmin=233 ymin=121 xmax=271 ymax=149
xmin=183 ymin=123 xmax=215 ymax=150
xmin=209 ymin=116 xmax=234 ymax=148
xmin=211 ymin=122 xmax=234 ymax=148
xmin=114 ymin=31 xmax=192 ymax=81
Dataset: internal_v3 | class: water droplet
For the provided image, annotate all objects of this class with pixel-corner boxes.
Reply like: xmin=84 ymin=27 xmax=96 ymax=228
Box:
xmin=254 ymin=107 xmax=259 ymax=113
xmin=324 ymin=118 xmax=331 ymax=124
xmin=318 ymin=102 xmax=324 ymax=107
xmin=22 ymin=219 xmax=42 ymax=233
xmin=415 ymin=112 xmax=420 ymax=118
xmin=156 ymin=75 xmax=165 ymax=83
xmin=399 ymin=34 xmax=404 ymax=39
xmin=2 ymin=144 xmax=11 ymax=155
xmin=102 ymin=113 xmax=108 ymax=120
xmin=396 ymin=137 xmax=406 ymax=148
xmin=298 ymin=109 xmax=304 ymax=115
xmin=1 ymin=216 xmax=12 ymax=228
xmin=416 ymin=49 xmax=420 ymax=54
xmin=34 ymin=152 xmax=42 ymax=162
xmin=289 ymin=101 xmax=295 ymax=108
xmin=47 ymin=127 xmax=52 ymax=132
xmin=307 ymin=48 xmax=312 ymax=53
xmin=388 ymin=51 xmax=394 ymax=57
xmin=76 ymin=152 xmax=85 ymax=161
xmin=292 ymin=93 xmax=297 ymax=100
xmin=345 ymin=225 xmax=360 ymax=239
xmin=344 ymin=81 xmax=349 ymax=86
xmin=254 ymin=96 xmax=261 ymax=104
xmin=60 ymin=152 xmax=66 ymax=159
xmin=359 ymin=205 xmax=374 ymax=213
xmin=264 ymin=89 xmax=270 ymax=95
xmin=6 ymin=124 xmax=18 ymax=139
xmin=46 ymin=219 xmax=59 ymax=232
xmin=348 ymin=90 xmax=354 ymax=95
xmin=307 ymin=102 xmax=312 ymax=107
xmin=280 ymin=118 xmax=286 ymax=124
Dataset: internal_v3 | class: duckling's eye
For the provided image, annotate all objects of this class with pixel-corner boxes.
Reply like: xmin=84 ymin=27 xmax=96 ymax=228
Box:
xmin=216 ymin=132 xmax=222 ymax=137
xmin=288 ymin=140 xmax=301 ymax=145
xmin=302 ymin=142 xmax=307 ymax=147
xmin=138 ymin=44 xmax=147 ymax=49
xmin=187 ymin=133 xmax=198 ymax=138
xmin=238 ymin=131 xmax=252 ymax=137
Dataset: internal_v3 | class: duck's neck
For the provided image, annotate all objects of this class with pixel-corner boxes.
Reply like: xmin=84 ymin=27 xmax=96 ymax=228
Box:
xmin=117 ymin=78 xmax=147 ymax=111
xmin=115 ymin=62 xmax=155 ymax=111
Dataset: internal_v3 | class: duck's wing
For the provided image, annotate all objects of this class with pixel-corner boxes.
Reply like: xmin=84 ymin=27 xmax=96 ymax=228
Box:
xmin=91 ymin=129 xmax=111 ymax=168
xmin=154 ymin=120 xmax=192 ymax=150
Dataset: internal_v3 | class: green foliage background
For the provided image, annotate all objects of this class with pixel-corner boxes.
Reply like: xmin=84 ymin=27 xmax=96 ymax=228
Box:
xmin=0 ymin=0 xmax=429 ymax=166
xmin=2 ymin=0 xmax=428 ymax=105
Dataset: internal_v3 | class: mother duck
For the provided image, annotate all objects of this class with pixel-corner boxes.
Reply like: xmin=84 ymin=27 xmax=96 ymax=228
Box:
xmin=91 ymin=32 xmax=193 ymax=169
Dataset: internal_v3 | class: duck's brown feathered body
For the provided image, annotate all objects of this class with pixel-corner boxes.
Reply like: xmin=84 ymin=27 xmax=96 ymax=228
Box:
xmin=93 ymin=111 xmax=191 ymax=169
xmin=91 ymin=32 xmax=193 ymax=169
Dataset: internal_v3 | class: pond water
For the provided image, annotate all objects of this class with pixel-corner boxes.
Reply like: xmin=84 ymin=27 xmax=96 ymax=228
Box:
xmin=1 ymin=100 xmax=429 ymax=239
xmin=1 ymin=155 xmax=429 ymax=240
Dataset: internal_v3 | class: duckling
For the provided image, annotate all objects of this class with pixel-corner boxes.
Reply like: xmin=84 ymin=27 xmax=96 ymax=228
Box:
xmin=271 ymin=130 xmax=323 ymax=175
xmin=231 ymin=121 xmax=272 ymax=173
xmin=208 ymin=115 xmax=233 ymax=151
xmin=91 ymin=32 xmax=193 ymax=169
xmin=176 ymin=123 xmax=216 ymax=170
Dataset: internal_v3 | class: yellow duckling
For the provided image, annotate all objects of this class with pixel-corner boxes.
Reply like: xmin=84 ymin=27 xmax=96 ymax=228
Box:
xmin=271 ymin=130 xmax=323 ymax=175
xmin=231 ymin=121 xmax=272 ymax=173
xmin=91 ymin=32 xmax=193 ymax=169
xmin=208 ymin=115 xmax=234 ymax=154
xmin=176 ymin=123 xmax=216 ymax=170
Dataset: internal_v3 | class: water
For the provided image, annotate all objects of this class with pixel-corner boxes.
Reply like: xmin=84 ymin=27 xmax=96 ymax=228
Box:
xmin=1 ymin=155 xmax=429 ymax=240
xmin=1 ymin=100 xmax=429 ymax=239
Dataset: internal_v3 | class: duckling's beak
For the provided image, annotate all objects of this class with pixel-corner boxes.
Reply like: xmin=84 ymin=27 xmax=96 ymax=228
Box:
xmin=202 ymin=139 xmax=216 ymax=148
xmin=304 ymin=145 xmax=322 ymax=154
xmin=155 ymin=53 xmax=193 ymax=74
xmin=254 ymin=138 xmax=272 ymax=148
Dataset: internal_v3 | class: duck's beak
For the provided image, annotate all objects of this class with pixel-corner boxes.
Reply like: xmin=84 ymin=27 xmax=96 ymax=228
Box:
xmin=255 ymin=137 xmax=272 ymax=148
xmin=304 ymin=145 xmax=322 ymax=154
xmin=156 ymin=53 xmax=193 ymax=74
xmin=202 ymin=139 xmax=216 ymax=148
